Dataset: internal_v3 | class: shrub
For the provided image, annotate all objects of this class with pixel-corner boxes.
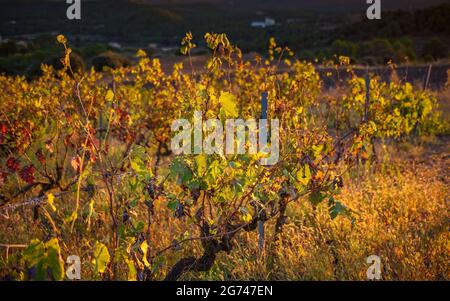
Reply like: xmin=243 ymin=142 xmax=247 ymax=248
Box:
xmin=362 ymin=39 xmax=395 ymax=64
xmin=422 ymin=38 xmax=449 ymax=61
xmin=331 ymin=40 xmax=358 ymax=60
xmin=91 ymin=51 xmax=131 ymax=71
xmin=79 ymin=43 xmax=110 ymax=58
xmin=26 ymin=52 xmax=86 ymax=78
xmin=0 ymin=41 xmax=25 ymax=56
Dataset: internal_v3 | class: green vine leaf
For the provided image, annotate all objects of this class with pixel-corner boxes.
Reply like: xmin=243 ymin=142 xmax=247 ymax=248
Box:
xmin=92 ymin=242 xmax=110 ymax=276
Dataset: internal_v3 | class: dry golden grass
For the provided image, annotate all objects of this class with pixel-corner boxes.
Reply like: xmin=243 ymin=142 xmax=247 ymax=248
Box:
xmin=185 ymin=140 xmax=449 ymax=280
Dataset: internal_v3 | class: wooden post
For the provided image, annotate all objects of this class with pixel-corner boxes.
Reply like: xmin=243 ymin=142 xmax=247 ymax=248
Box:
xmin=258 ymin=92 xmax=268 ymax=254
xmin=364 ymin=69 xmax=370 ymax=123
xmin=261 ymin=92 xmax=268 ymax=120
xmin=424 ymin=64 xmax=432 ymax=91
xmin=99 ymin=109 xmax=103 ymax=141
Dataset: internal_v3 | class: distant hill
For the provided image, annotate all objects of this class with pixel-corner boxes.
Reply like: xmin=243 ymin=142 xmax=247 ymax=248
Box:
xmin=1 ymin=0 xmax=449 ymax=54
xmin=0 ymin=0 xmax=449 ymax=76
xmin=134 ymin=0 xmax=450 ymax=11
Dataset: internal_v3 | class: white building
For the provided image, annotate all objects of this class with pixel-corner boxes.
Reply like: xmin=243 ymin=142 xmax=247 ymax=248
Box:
xmin=251 ymin=18 xmax=276 ymax=28
xmin=108 ymin=42 xmax=122 ymax=50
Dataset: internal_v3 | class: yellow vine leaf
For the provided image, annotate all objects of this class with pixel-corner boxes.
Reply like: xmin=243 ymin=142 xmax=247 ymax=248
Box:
xmin=105 ymin=90 xmax=115 ymax=102
xmin=92 ymin=242 xmax=110 ymax=275
xmin=56 ymin=34 xmax=66 ymax=44
xmin=241 ymin=212 xmax=252 ymax=223
xmin=140 ymin=241 xmax=150 ymax=268
xmin=47 ymin=193 xmax=56 ymax=212
xmin=219 ymin=92 xmax=238 ymax=118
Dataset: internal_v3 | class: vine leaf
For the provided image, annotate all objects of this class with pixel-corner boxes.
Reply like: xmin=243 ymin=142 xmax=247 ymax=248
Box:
xmin=219 ymin=92 xmax=238 ymax=118
xmin=296 ymin=165 xmax=311 ymax=186
xmin=47 ymin=193 xmax=57 ymax=212
xmin=140 ymin=241 xmax=150 ymax=268
xmin=105 ymin=90 xmax=114 ymax=102
xmin=328 ymin=197 xmax=352 ymax=220
xmin=92 ymin=242 xmax=110 ymax=276
xmin=22 ymin=238 xmax=64 ymax=281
